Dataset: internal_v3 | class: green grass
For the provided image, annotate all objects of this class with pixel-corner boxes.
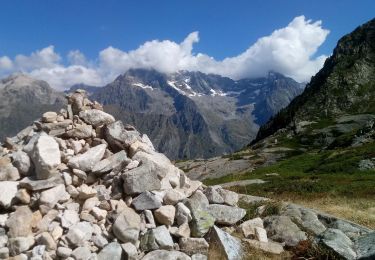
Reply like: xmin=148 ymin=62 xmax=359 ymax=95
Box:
xmin=204 ymin=142 xmax=375 ymax=227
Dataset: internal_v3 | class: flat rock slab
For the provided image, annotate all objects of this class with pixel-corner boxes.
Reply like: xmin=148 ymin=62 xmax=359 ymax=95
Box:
xmin=207 ymin=204 xmax=246 ymax=225
xmin=318 ymin=228 xmax=356 ymax=260
xmin=20 ymin=175 xmax=64 ymax=191
xmin=131 ymin=191 xmax=162 ymax=211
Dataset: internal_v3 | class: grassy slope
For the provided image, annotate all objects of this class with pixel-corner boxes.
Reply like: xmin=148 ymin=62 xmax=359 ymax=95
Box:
xmin=205 ymin=142 xmax=375 ymax=228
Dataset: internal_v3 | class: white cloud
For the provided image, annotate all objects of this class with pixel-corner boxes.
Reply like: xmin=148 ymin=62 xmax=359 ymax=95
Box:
xmin=0 ymin=15 xmax=329 ymax=89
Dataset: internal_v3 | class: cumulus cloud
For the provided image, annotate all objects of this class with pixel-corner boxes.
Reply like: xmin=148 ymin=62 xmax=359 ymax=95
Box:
xmin=0 ymin=15 xmax=329 ymax=89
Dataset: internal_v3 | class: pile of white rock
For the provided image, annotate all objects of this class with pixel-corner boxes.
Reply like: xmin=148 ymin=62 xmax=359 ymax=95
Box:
xmin=0 ymin=90 xmax=271 ymax=260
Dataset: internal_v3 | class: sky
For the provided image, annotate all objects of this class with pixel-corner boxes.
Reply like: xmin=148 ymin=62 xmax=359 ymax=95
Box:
xmin=0 ymin=0 xmax=374 ymax=90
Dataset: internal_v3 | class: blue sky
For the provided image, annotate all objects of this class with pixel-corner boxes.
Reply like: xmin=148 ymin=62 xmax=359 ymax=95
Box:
xmin=0 ymin=0 xmax=374 ymax=89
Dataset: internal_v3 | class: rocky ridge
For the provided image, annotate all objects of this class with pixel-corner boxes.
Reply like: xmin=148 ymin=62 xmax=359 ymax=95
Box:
xmin=0 ymin=90 xmax=373 ymax=259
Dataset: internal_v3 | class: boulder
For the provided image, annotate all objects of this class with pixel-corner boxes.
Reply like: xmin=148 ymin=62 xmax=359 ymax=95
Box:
xmin=207 ymin=204 xmax=246 ymax=225
xmin=318 ymin=228 xmax=356 ymax=260
xmin=39 ymin=184 xmax=70 ymax=208
xmin=122 ymin=163 xmax=161 ymax=195
xmin=104 ymin=121 xmax=141 ymax=151
xmin=131 ymin=191 xmax=162 ymax=211
xmin=71 ymin=246 xmax=92 ymax=260
xmin=31 ymin=134 xmax=61 ymax=180
xmin=0 ymin=181 xmax=18 ymax=208
xmin=79 ymin=109 xmax=115 ymax=127
xmin=65 ymin=124 xmax=93 ymax=139
xmin=112 ymin=208 xmax=141 ymax=244
xmin=264 ymin=215 xmax=307 ymax=247
xmin=92 ymin=150 xmax=130 ymax=174
xmin=11 ymin=150 xmax=31 ymax=176
xmin=190 ymin=210 xmax=215 ymax=238
xmin=6 ymin=206 xmax=33 ymax=238
xmin=66 ymin=221 xmax=93 ymax=247
xmin=356 ymin=232 xmax=375 ymax=259
xmin=68 ymin=144 xmax=107 ymax=171
xmin=121 ymin=243 xmax=138 ymax=260
xmin=61 ymin=209 xmax=80 ymax=228
xmin=97 ymin=242 xmax=123 ymax=260
xmin=154 ymin=205 xmax=176 ymax=226
xmin=8 ymin=236 xmax=35 ymax=256
xmin=208 ymin=226 xmax=243 ymax=260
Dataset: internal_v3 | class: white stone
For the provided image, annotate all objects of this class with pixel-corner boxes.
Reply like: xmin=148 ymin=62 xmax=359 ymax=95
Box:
xmin=68 ymin=144 xmax=107 ymax=172
xmin=0 ymin=181 xmax=18 ymax=208
xmin=39 ymin=184 xmax=70 ymax=208
xmin=32 ymin=134 xmax=61 ymax=180
xmin=255 ymin=227 xmax=268 ymax=242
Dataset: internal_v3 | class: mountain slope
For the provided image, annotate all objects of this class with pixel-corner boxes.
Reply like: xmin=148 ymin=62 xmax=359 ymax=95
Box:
xmin=0 ymin=74 xmax=66 ymax=141
xmin=255 ymin=18 xmax=375 ymax=143
xmin=91 ymin=69 xmax=302 ymax=159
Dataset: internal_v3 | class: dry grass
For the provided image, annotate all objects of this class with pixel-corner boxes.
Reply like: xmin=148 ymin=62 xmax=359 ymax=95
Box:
xmin=279 ymin=195 xmax=375 ymax=229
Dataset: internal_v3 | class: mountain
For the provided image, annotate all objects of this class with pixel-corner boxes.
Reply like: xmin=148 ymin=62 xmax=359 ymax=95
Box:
xmin=0 ymin=74 xmax=66 ymax=141
xmin=90 ymin=69 xmax=303 ymax=159
xmin=255 ymin=18 xmax=375 ymax=145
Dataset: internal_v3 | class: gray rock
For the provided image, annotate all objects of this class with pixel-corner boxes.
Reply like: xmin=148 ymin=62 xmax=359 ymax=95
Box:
xmin=122 ymin=163 xmax=161 ymax=195
xmin=19 ymin=175 xmax=64 ymax=191
xmin=0 ymin=181 xmax=18 ymax=209
xmin=217 ymin=188 xmax=238 ymax=206
xmin=208 ymin=226 xmax=243 ymax=260
xmin=204 ymin=186 xmax=224 ymax=204
xmin=8 ymin=236 xmax=35 ymax=256
xmin=332 ymin=219 xmax=362 ymax=239
xmin=153 ymin=225 xmax=174 ymax=250
xmin=61 ymin=209 xmax=80 ymax=228
xmin=264 ymin=215 xmax=307 ymax=247
xmin=66 ymin=222 xmax=93 ymax=247
xmin=190 ymin=210 xmax=215 ymax=238
xmin=97 ymin=242 xmax=123 ymax=260
xmin=72 ymin=246 xmax=92 ymax=260
xmin=31 ymin=134 xmax=61 ymax=180
xmin=142 ymin=250 xmax=190 ymax=260
xmin=32 ymin=245 xmax=46 ymax=257
xmin=282 ymin=204 xmax=326 ymax=235
xmin=207 ymin=204 xmax=246 ymax=225
xmin=57 ymin=247 xmax=72 ymax=258
xmin=79 ymin=109 xmax=115 ymax=127
xmin=176 ymin=202 xmax=192 ymax=225
xmin=36 ymin=232 xmax=56 ymax=251
xmin=179 ymin=237 xmax=209 ymax=256
xmin=185 ymin=190 xmax=209 ymax=215
xmin=131 ymin=191 xmax=162 ymax=211
xmin=92 ymin=150 xmax=130 ymax=174
xmin=6 ymin=206 xmax=33 ymax=238
xmin=121 ymin=243 xmax=138 ymax=260
xmin=318 ymin=228 xmax=356 ymax=260
xmin=104 ymin=121 xmax=140 ymax=151
xmin=92 ymin=235 xmax=108 ymax=248
xmin=356 ymin=232 xmax=375 ymax=259
xmin=65 ymin=124 xmax=93 ymax=139
xmin=112 ymin=207 xmax=141 ymax=244
xmin=68 ymin=144 xmax=107 ymax=172
xmin=39 ymin=184 xmax=70 ymax=208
